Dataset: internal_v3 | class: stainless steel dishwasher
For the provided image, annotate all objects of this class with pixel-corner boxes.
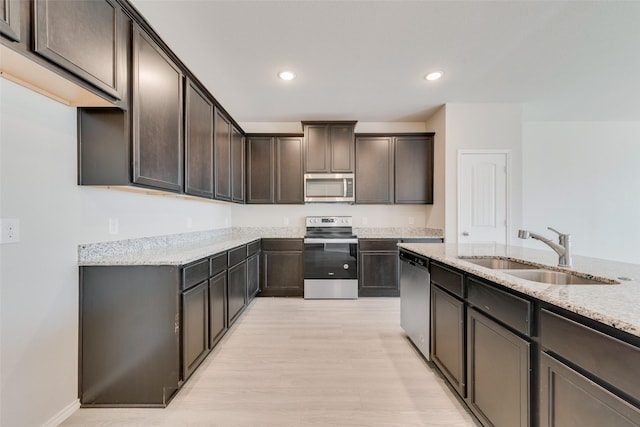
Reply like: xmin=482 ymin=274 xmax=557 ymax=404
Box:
xmin=399 ymin=250 xmax=431 ymax=359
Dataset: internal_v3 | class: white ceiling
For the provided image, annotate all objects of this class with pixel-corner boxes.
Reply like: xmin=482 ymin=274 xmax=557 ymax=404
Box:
xmin=130 ymin=0 xmax=640 ymax=123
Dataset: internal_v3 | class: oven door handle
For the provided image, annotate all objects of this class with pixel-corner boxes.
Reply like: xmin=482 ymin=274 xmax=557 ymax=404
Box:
xmin=303 ymin=238 xmax=359 ymax=244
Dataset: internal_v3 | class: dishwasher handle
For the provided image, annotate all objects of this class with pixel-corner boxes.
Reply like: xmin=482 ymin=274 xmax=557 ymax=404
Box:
xmin=400 ymin=251 xmax=428 ymax=269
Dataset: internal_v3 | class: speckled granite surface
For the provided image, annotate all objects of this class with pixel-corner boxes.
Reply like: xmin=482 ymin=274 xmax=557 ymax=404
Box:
xmin=354 ymin=227 xmax=443 ymax=239
xmin=398 ymin=243 xmax=640 ymax=337
xmin=78 ymin=227 xmax=304 ymax=266
xmin=78 ymin=226 xmax=441 ymax=266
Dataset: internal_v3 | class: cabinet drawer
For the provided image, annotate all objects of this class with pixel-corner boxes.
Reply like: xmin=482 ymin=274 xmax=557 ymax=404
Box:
xmin=228 ymin=245 xmax=247 ymax=267
xmin=247 ymin=240 xmax=260 ymax=256
xmin=359 ymin=239 xmax=399 ymax=251
xmin=467 ymin=277 xmax=532 ymax=336
xmin=182 ymin=258 xmax=209 ymax=290
xmin=262 ymin=238 xmax=303 ymax=251
xmin=430 ymin=262 xmax=464 ymax=298
xmin=540 ymin=309 xmax=640 ymax=401
xmin=210 ymin=252 xmax=227 ymax=276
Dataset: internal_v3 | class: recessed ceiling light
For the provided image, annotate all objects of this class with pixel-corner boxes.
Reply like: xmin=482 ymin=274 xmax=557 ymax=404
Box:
xmin=278 ymin=71 xmax=296 ymax=81
xmin=425 ymin=71 xmax=444 ymax=81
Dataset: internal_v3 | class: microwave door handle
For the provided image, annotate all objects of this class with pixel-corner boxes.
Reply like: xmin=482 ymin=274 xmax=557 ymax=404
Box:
xmin=343 ymin=178 xmax=348 ymax=197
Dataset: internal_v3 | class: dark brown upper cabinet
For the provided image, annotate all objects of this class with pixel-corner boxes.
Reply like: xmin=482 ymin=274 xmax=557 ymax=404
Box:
xmin=132 ymin=25 xmax=184 ymax=192
xmin=303 ymin=121 xmax=356 ymax=173
xmin=33 ymin=0 xmax=125 ymax=100
xmin=246 ymin=136 xmax=275 ymax=203
xmin=231 ymin=125 xmax=245 ymax=203
xmin=276 ymin=137 xmax=304 ymax=204
xmin=355 ymin=136 xmax=395 ymax=204
xmin=214 ymin=108 xmax=232 ymax=201
xmin=0 ymin=0 xmax=20 ymax=41
xmin=185 ymin=79 xmax=214 ymax=198
xmin=246 ymin=135 xmax=304 ymax=204
xmin=355 ymin=133 xmax=434 ymax=205
xmin=394 ymin=135 xmax=434 ymax=204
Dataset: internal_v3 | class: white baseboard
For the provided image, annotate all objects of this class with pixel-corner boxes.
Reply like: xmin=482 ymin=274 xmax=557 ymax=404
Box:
xmin=42 ymin=399 xmax=80 ymax=427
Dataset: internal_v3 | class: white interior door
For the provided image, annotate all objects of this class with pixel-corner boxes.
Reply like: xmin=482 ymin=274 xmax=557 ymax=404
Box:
xmin=458 ymin=151 xmax=509 ymax=244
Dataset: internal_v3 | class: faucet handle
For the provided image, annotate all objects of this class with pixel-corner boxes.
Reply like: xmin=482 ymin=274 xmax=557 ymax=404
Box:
xmin=547 ymin=227 xmax=569 ymax=237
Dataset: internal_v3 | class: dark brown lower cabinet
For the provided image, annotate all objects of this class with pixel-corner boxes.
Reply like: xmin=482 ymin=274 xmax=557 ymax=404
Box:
xmin=80 ymin=265 xmax=181 ymax=406
xmin=467 ymin=308 xmax=530 ymax=427
xmin=247 ymin=253 xmax=260 ymax=301
xmin=209 ymin=271 xmax=227 ymax=348
xmin=260 ymin=239 xmax=304 ymax=297
xmin=358 ymin=239 xmax=399 ymax=297
xmin=227 ymin=260 xmax=247 ymax=325
xmin=182 ymin=280 xmax=209 ymax=380
xmin=540 ymin=352 xmax=640 ymax=427
xmin=430 ymin=283 xmax=466 ymax=397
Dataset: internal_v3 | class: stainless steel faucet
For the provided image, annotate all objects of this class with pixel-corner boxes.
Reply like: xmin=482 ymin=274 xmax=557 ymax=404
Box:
xmin=518 ymin=227 xmax=572 ymax=268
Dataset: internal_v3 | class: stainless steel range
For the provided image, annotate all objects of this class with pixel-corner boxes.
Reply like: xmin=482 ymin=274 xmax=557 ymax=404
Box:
xmin=303 ymin=216 xmax=358 ymax=299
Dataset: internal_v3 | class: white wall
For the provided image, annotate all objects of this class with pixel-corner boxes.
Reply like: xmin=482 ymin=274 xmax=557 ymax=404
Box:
xmin=231 ymin=203 xmax=431 ymax=229
xmin=0 ymin=79 xmax=231 ymax=427
xmin=443 ymin=104 xmax=524 ymax=244
xmin=522 ymin=121 xmax=640 ymax=263
xmin=424 ymin=106 xmax=446 ymax=231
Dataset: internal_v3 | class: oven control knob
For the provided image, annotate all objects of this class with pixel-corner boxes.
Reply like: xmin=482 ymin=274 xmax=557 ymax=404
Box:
xmin=343 ymin=264 xmax=349 ymax=270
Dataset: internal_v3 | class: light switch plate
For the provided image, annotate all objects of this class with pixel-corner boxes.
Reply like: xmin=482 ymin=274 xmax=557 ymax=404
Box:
xmin=1 ymin=218 xmax=20 ymax=244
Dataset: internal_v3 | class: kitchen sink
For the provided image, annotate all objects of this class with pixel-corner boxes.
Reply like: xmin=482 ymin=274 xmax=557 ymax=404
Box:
xmin=458 ymin=256 xmax=540 ymax=270
xmin=504 ymin=269 xmax=619 ymax=285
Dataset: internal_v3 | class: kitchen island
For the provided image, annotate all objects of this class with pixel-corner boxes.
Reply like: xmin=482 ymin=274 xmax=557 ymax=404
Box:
xmin=398 ymin=243 xmax=640 ymax=427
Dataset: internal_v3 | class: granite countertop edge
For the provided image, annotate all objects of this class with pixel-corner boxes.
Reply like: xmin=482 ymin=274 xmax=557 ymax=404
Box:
xmin=78 ymin=227 xmax=444 ymax=267
xmin=398 ymin=242 xmax=640 ymax=338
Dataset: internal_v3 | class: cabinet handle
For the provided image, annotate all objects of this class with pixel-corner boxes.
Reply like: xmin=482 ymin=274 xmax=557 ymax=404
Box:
xmin=462 ymin=231 xmax=469 ymax=236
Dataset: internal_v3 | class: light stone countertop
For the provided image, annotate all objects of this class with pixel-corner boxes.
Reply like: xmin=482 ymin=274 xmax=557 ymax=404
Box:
xmin=78 ymin=227 xmax=305 ymax=267
xmin=354 ymin=227 xmax=443 ymax=239
xmin=398 ymin=243 xmax=640 ymax=338
xmin=78 ymin=226 xmax=444 ymax=267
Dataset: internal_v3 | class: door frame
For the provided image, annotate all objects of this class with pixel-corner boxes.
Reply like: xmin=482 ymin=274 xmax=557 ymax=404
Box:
xmin=457 ymin=149 xmax=511 ymax=244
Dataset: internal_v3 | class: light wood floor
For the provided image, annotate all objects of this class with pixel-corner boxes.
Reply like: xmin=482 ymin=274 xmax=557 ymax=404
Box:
xmin=63 ymin=297 xmax=477 ymax=426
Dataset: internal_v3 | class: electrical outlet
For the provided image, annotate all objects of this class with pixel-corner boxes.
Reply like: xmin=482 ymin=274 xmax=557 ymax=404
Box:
xmin=108 ymin=218 xmax=119 ymax=235
xmin=284 ymin=217 xmax=289 ymax=226
xmin=1 ymin=218 xmax=20 ymax=244
xmin=409 ymin=216 xmax=415 ymax=225
xmin=186 ymin=216 xmax=193 ymax=229
xmin=362 ymin=217 xmax=368 ymax=225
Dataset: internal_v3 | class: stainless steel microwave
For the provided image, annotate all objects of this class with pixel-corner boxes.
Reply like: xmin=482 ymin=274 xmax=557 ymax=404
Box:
xmin=304 ymin=173 xmax=355 ymax=203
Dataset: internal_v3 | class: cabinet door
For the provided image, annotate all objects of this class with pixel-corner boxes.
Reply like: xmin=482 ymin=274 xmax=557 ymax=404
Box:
xmin=182 ymin=281 xmax=209 ymax=380
xmin=355 ymin=136 xmax=394 ymax=203
xmin=227 ymin=261 xmax=247 ymax=325
xmin=214 ymin=109 xmax=232 ymax=201
xmin=34 ymin=0 xmax=123 ymax=98
xmin=246 ymin=137 xmax=275 ymax=203
xmin=304 ymin=123 xmax=329 ymax=173
xmin=329 ymin=124 xmax=355 ymax=172
xmin=185 ymin=80 xmax=214 ymax=198
xmin=261 ymin=251 xmax=304 ymax=297
xmin=0 ymin=0 xmax=20 ymax=41
xmin=209 ymin=271 xmax=227 ymax=348
xmin=358 ymin=247 xmax=399 ymax=297
xmin=467 ymin=308 xmax=530 ymax=427
xmin=132 ymin=26 xmax=183 ymax=192
xmin=540 ymin=352 xmax=640 ymax=427
xmin=231 ymin=126 xmax=245 ymax=203
xmin=395 ymin=136 xmax=434 ymax=204
xmin=276 ymin=137 xmax=304 ymax=204
xmin=247 ymin=253 xmax=260 ymax=302
xmin=431 ymin=284 xmax=466 ymax=397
